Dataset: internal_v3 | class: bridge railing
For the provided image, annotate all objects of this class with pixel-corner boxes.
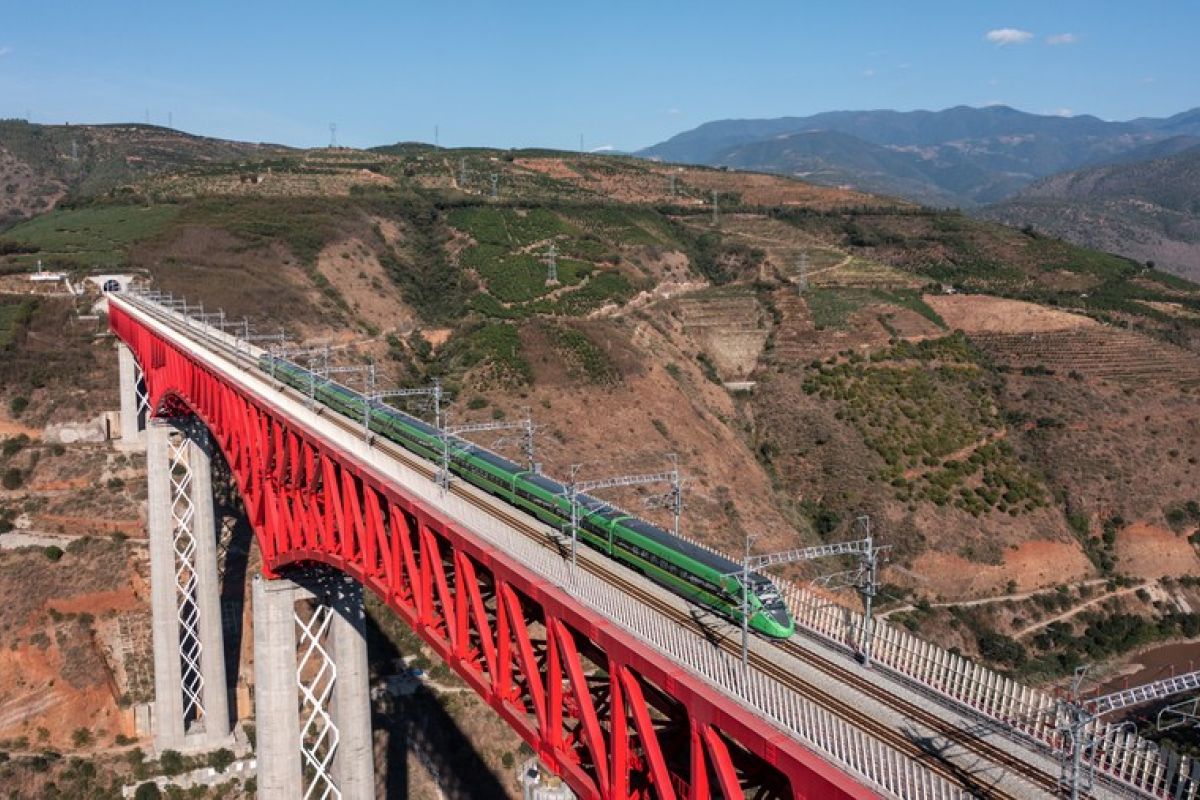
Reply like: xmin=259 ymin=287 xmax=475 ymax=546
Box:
xmin=777 ymin=577 xmax=1200 ymax=799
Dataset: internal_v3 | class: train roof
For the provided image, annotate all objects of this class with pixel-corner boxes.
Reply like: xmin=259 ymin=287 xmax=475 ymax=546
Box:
xmin=267 ymin=355 xmax=776 ymax=591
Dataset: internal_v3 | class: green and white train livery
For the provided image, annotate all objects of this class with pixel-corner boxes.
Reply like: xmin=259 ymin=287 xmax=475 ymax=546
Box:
xmin=262 ymin=355 xmax=795 ymax=639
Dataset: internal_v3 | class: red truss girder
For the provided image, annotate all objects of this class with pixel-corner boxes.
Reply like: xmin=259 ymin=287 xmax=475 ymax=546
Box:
xmin=110 ymin=303 xmax=876 ymax=800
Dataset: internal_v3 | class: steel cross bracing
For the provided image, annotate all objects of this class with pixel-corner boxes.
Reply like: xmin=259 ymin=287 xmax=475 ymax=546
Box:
xmin=1159 ymin=696 xmax=1200 ymax=732
xmin=1088 ymin=669 xmax=1200 ymax=717
xmin=296 ymin=602 xmax=340 ymax=800
xmin=366 ymin=382 xmax=443 ymax=431
xmin=565 ymin=467 xmax=681 ymax=572
xmin=167 ymin=427 xmax=206 ymax=725
xmin=439 ymin=414 xmax=536 ymax=489
xmin=134 ymin=359 xmax=150 ymax=426
xmin=744 ymin=538 xmax=873 ymax=573
xmin=111 ymin=294 xmax=916 ymax=800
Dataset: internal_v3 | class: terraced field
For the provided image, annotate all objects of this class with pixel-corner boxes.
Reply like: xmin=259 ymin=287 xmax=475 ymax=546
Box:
xmin=971 ymin=327 xmax=1200 ymax=384
xmin=676 ymin=289 xmax=768 ymax=379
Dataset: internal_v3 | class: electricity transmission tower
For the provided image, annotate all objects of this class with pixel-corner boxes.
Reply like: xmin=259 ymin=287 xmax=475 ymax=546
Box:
xmin=459 ymin=158 xmax=468 ymax=188
xmin=490 ymin=174 xmax=499 ymax=200
xmin=329 ymin=123 xmax=338 ymax=148
xmin=712 ymin=190 xmax=719 ymax=226
xmin=796 ymin=251 xmax=809 ymax=294
xmin=544 ymin=242 xmax=559 ymax=286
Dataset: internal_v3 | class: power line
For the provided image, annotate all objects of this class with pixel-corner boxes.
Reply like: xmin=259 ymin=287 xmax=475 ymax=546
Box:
xmin=563 ymin=462 xmax=681 ymax=574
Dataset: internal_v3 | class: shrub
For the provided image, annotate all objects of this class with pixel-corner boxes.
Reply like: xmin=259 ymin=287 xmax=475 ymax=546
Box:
xmin=158 ymin=748 xmax=185 ymax=776
xmin=43 ymin=545 xmax=63 ymax=562
xmin=8 ymin=396 xmax=28 ymax=416
xmin=1 ymin=467 xmax=22 ymax=490
xmin=207 ymin=748 xmax=235 ymax=773
xmin=2 ymin=434 xmax=28 ymax=457
xmin=134 ymin=782 xmax=162 ymax=800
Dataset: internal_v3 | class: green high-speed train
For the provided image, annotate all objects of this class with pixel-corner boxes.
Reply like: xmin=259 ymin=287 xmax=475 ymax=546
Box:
xmin=262 ymin=354 xmax=794 ymax=638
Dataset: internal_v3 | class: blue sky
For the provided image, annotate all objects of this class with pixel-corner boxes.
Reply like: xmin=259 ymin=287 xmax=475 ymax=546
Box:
xmin=1 ymin=1 xmax=1196 ymax=150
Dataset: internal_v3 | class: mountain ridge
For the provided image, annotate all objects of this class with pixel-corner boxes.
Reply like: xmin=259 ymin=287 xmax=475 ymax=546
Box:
xmin=640 ymin=105 xmax=1200 ymax=208
xmin=982 ymin=145 xmax=1200 ymax=281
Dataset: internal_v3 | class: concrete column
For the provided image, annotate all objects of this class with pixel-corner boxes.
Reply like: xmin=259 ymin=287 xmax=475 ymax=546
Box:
xmin=117 ymin=343 xmax=144 ymax=446
xmin=253 ymin=575 xmax=304 ymax=799
xmin=330 ymin=579 xmax=375 ymax=799
xmin=186 ymin=427 xmax=232 ymax=745
xmin=147 ymin=420 xmax=186 ymax=753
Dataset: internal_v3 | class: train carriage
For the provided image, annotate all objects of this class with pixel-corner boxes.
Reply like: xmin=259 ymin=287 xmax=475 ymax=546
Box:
xmin=263 ymin=354 xmax=794 ymax=638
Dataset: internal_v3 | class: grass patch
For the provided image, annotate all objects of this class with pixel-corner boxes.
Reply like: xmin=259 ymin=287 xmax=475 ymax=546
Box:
xmin=448 ymin=206 xmax=574 ymax=248
xmin=544 ymin=323 xmax=619 ymax=384
xmin=564 ymin=207 xmax=672 ymax=247
xmin=184 ymin=197 xmax=348 ymax=265
xmin=451 ymin=323 xmax=531 ymax=386
xmin=0 ymin=298 xmax=36 ymax=349
xmin=805 ymin=286 xmax=946 ymax=330
xmin=538 ymin=271 xmax=636 ymax=315
xmin=467 ymin=252 xmax=589 ymax=304
xmin=803 ymin=335 xmax=1045 ymax=514
xmin=2 ymin=204 xmax=180 ymax=267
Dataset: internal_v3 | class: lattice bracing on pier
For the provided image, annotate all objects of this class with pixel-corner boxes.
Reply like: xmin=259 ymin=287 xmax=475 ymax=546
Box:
xmin=167 ymin=426 xmax=206 ymax=726
xmin=296 ymin=601 xmax=340 ymax=800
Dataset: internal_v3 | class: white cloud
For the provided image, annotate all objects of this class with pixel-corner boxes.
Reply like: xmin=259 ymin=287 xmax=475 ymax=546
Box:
xmin=0 ymin=46 xmax=12 ymax=57
xmin=985 ymin=28 xmax=1034 ymax=46
xmin=1046 ymin=33 xmax=1078 ymax=46
xmin=1050 ymin=108 xmax=1074 ymax=117
xmin=666 ymin=108 xmax=681 ymax=116
xmin=862 ymin=68 xmax=877 ymax=78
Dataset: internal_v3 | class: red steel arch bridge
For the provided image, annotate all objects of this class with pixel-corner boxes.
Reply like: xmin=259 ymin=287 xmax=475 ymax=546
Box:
xmin=108 ymin=290 xmax=1200 ymax=800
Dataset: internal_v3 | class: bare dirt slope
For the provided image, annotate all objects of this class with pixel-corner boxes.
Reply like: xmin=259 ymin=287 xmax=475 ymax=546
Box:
xmin=925 ymin=294 xmax=1098 ymax=334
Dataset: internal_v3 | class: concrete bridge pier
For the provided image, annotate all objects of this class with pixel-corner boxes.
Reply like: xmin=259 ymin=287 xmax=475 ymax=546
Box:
xmin=116 ymin=342 xmax=148 ymax=447
xmin=253 ymin=573 xmax=375 ymax=799
xmin=147 ymin=418 xmax=233 ymax=753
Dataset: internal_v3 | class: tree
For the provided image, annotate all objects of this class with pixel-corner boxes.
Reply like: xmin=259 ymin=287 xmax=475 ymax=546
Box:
xmin=158 ymin=749 xmax=185 ymax=776
xmin=134 ymin=782 xmax=162 ymax=800
xmin=207 ymin=748 xmax=235 ymax=773
xmin=2 ymin=467 xmax=22 ymax=490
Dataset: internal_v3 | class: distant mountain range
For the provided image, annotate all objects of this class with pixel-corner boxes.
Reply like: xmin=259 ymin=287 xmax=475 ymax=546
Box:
xmin=981 ymin=140 xmax=1200 ymax=282
xmin=639 ymin=105 xmax=1200 ymax=208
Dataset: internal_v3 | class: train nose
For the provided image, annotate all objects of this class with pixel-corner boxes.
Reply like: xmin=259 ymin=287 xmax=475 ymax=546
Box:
xmin=769 ymin=605 xmax=794 ymax=634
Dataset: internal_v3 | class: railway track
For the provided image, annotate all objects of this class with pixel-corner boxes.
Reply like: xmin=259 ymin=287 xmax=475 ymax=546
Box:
xmin=134 ymin=298 xmax=1070 ymax=799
